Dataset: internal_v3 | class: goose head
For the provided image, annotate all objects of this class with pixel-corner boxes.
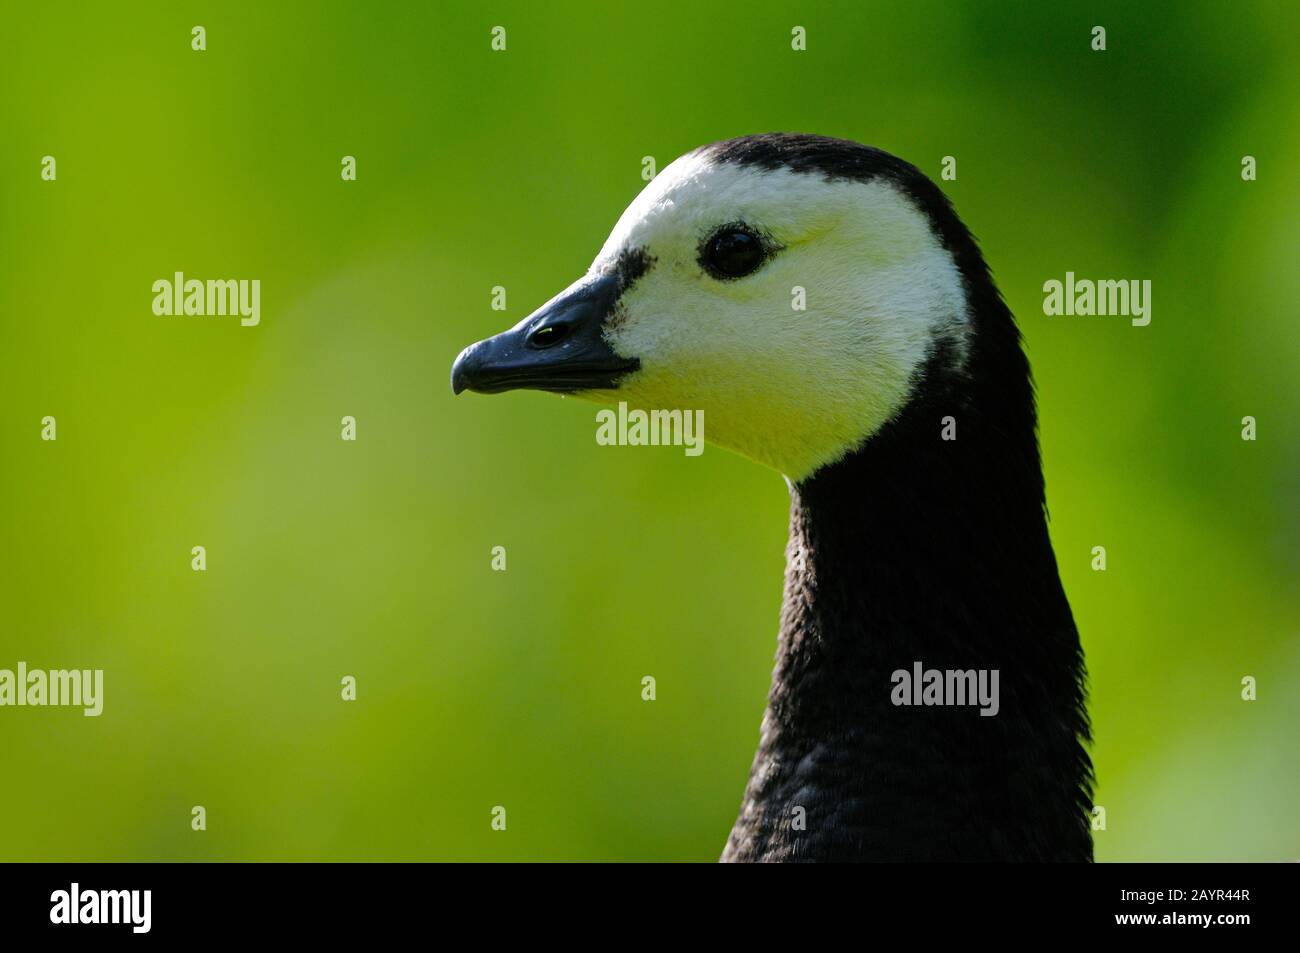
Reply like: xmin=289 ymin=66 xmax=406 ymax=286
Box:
xmin=450 ymin=135 xmax=1092 ymax=863
xmin=451 ymin=134 xmax=975 ymax=482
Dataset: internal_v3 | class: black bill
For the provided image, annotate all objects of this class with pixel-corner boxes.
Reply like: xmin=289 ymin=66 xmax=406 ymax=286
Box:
xmin=451 ymin=271 xmax=639 ymax=395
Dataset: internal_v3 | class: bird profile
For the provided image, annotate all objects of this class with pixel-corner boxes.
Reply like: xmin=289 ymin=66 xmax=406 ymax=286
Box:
xmin=452 ymin=133 xmax=1094 ymax=862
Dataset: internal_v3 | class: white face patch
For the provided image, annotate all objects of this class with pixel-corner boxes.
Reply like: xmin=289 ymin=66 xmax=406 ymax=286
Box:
xmin=579 ymin=150 xmax=971 ymax=482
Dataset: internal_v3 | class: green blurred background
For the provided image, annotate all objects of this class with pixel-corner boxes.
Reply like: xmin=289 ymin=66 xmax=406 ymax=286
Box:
xmin=1 ymin=1 xmax=1296 ymax=861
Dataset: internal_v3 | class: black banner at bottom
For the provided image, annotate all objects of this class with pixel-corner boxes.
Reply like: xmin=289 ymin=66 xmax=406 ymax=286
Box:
xmin=0 ymin=861 xmax=1288 ymax=939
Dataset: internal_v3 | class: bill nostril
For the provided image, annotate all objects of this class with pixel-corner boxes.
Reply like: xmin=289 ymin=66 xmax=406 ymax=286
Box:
xmin=528 ymin=323 xmax=570 ymax=349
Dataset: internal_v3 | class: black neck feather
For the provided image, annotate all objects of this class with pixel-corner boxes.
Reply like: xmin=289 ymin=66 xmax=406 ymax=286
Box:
xmin=722 ymin=196 xmax=1093 ymax=863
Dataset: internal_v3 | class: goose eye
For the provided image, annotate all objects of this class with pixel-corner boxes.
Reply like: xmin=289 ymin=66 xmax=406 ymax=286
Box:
xmin=700 ymin=225 xmax=766 ymax=280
